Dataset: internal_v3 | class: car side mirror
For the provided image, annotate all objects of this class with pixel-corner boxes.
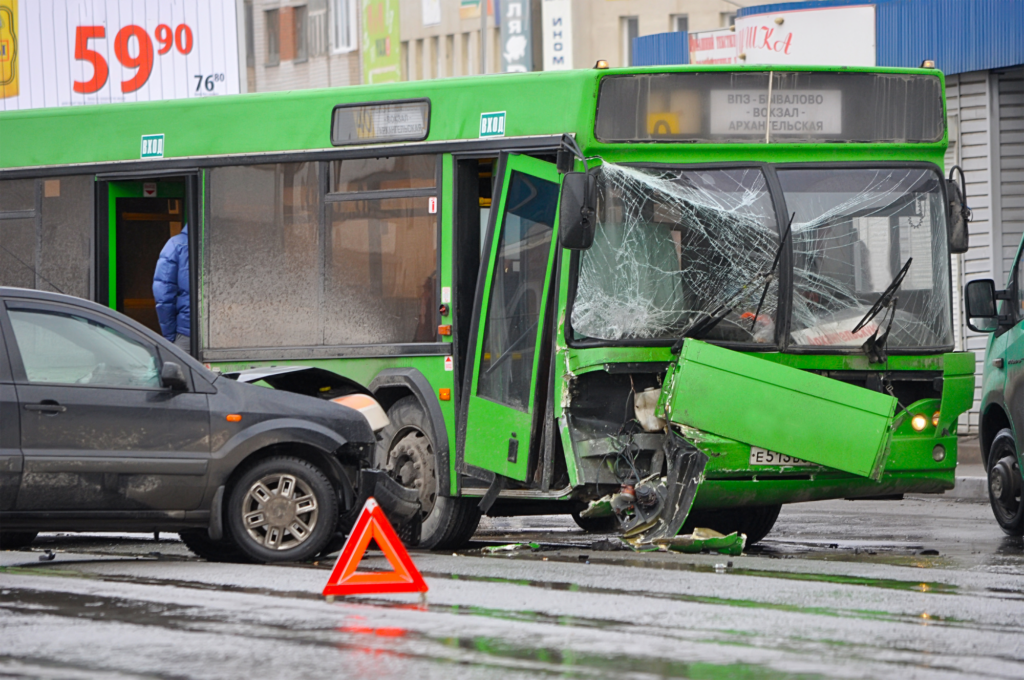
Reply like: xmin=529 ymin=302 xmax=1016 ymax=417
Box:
xmin=160 ymin=361 xmax=189 ymax=390
xmin=947 ymin=167 xmax=970 ymax=254
xmin=964 ymin=279 xmax=1000 ymax=333
xmin=559 ymin=171 xmax=597 ymax=250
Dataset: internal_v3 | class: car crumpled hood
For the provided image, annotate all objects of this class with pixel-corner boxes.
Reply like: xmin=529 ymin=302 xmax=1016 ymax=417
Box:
xmin=210 ymin=374 xmax=375 ymax=445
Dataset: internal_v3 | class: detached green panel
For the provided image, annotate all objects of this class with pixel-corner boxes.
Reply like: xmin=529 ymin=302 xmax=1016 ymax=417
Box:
xmin=665 ymin=340 xmax=896 ymax=479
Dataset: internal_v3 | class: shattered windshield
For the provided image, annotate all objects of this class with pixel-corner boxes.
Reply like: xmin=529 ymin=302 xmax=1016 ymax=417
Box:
xmin=571 ymin=165 xmax=780 ymax=343
xmin=780 ymin=168 xmax=952 ymax=348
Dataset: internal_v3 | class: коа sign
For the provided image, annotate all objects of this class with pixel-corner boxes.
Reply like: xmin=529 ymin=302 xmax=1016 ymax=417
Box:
xmin=0 ymin=0 xmax=239 ymax=111
xmin=735 ymin=5 xmax=875 ymax=66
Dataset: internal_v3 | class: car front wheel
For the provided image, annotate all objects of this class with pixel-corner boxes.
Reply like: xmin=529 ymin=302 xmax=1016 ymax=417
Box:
xmin=987 ymin=428 xmax=1024 ymax=536
xmin=227 ymin=456 xmax=339 ymax=563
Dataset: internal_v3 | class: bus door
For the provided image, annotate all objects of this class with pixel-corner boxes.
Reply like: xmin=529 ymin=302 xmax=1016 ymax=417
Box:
xmin=462 ymin=154 xmax=562 ymax=482
xmin=100 ymin=176 xmax=198 ymax=352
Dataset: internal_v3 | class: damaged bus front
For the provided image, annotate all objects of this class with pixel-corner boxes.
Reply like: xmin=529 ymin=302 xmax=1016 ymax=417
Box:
xmin=508 ymin=69 xmax=976 ymax=546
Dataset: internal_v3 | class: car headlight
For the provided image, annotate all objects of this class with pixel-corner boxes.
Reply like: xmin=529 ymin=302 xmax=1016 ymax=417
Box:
xmin=331 ymin=394 xmax=390 ymax=432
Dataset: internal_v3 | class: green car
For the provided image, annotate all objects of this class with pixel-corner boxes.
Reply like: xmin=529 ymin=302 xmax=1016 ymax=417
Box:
xmin=965 ymin=241 xmax=1024 ymax=534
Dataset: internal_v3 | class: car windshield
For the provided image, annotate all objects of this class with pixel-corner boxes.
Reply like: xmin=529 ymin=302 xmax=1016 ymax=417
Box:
xmin=570 ymin=163 xmax=953 ymax=351
xmin=779 ymin=167 xmax=952 ymax=348
xmin=571 ymin=165 xmax=780 ymax=343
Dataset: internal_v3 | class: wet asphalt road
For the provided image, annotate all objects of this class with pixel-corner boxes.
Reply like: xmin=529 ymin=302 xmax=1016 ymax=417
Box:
xmin=2 ymin=496 xmax=1023 ymax=679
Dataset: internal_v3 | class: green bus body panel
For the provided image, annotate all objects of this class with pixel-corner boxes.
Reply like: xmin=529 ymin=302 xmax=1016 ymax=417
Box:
xmin=0 ymin=65 xmax=945 ymax=172
xmin=463 ymin=154 xmax=562 ymax=481
xmin=662 ymin=339 xmax=896 ymax=480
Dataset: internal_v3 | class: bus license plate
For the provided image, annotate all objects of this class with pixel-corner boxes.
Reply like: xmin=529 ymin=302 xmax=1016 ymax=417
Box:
xmin=749 ymin=447 xmax=812 ymax=467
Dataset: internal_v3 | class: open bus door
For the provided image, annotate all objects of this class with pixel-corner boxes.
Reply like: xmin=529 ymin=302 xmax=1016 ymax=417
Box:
xmin=462 ymin=154 xmax=562 ymax=483
xmin=98 ymin=174 xmax=199 ymax=355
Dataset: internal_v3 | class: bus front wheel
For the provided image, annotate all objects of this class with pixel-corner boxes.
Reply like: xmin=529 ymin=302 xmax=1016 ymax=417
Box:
xmin=377 ymin=396 xmax=480 ymax=550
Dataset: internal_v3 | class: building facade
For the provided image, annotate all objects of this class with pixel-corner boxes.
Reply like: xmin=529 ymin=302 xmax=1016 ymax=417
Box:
xmin=243 ymin=0 xmax=745 ymax=92
xmin=243 ymin=0 xmax=362 ymax=92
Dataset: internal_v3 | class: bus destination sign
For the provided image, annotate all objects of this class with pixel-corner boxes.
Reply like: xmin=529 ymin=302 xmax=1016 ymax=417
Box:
xmin=710 ymin=90 xmax=841 ymax=136
xmin=331 ymin=99 xmax=430 ymax=146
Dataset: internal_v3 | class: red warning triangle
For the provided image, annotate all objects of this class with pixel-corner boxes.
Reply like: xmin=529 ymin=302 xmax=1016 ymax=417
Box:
xmin=323 ymin=497 xmax=428 ymax=597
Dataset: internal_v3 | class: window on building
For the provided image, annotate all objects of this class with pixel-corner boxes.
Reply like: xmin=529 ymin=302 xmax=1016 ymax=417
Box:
xmin=461 ymin=33 xmax=470 ymax=75
xmin=401 ymin=40 xmax=410 ymax=80
xmin=445 ymin=34 xmax=454 ymax=77
xmin=671 ymin=14 xmax=688 ymax=33
xmin=621 ymin=17 xmax=638 ymax=67
xmin=431 ymin=36 xmax=440 ymax=79
xmin=721 ymin=12 xmax=736 ymax=27
xmin=245 ymin=1 xmax=255 ymax=68
xmin=294 ymin=5 xmax=308 ymax=62
xmin=332 ymin=0 xmax=355 ymax=51
xmin=265 ymin=9 xmax=280 ymax=66
xmin=415 ymin=38 xmax=424 ymax=80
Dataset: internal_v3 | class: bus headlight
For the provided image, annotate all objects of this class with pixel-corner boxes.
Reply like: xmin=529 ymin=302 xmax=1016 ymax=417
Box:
xmin=932 ymin=411 xmax=941 ymax=427
xmin=911 ymin=414 xmax=928 ymax=431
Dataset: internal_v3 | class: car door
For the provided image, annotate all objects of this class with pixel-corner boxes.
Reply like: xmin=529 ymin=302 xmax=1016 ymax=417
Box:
xmin=1 ymin=298 xmax=211 ymax=513
xmin=0 ymin=317 xmax=21 ymax=511
xmin=463 ymin=154 xmax=562 ymax=482
xmin=1004 ymin=245 xmax=1024 ymax=454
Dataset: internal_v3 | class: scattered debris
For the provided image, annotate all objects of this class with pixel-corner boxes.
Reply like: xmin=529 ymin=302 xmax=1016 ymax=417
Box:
xmin=589 ymin=538 xmax=631 ymax=552
xmin=38 ymin=551 xmax=55 ymax=562
xmin=639 ymin=527 xmax=746 ymax=556
xmin=482 ymin=542 xmax=541 ymax=555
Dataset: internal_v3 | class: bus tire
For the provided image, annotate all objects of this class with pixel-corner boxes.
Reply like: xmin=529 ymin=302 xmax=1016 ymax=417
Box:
xmin=377 ymin=396 xmax=481 ymax=550
xmin=682 ymin=505 xmax=782 ymax=546
xmin=986 ymin=428 xmax=1024 ymax=536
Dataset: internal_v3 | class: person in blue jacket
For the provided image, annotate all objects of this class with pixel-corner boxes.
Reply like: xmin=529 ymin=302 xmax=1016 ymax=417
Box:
xmin=152 ymin=224 xmax=190 ymax=352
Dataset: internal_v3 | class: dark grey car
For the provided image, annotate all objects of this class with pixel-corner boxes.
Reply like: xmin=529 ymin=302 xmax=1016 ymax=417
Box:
xmin=0 ymin=287 xmax=377 ymax=563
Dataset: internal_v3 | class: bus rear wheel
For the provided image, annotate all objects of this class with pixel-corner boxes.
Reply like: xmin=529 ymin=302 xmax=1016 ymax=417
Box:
xmin=377 ymin=396 xmax=480 ymax=550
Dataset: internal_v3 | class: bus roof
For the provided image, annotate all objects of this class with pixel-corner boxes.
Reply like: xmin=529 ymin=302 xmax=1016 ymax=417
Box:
xmin=0 ymin=64 xmax=945 ymax=173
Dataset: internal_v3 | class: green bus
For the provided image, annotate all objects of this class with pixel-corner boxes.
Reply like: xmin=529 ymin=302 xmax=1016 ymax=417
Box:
xmin=0 ymin=64 xmax=976 ymax=550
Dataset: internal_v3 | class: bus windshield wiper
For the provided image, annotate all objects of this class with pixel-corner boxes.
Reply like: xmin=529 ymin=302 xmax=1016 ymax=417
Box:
xmin=749 ymin=212 xmax=795 ymax=333
xmin=853 ymin=257 xmax=913 ymax=364
xmin=672 ymin=213 xmax=794 ymax=352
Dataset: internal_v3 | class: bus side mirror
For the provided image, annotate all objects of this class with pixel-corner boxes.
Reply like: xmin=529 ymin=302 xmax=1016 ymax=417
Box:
xmin=559 ymin=172 xmax=597 ymax=250
xmin=964 ymin=279 xmax=999 ymax=333
xmin=947 ymin=168 xmax=970 ymax=254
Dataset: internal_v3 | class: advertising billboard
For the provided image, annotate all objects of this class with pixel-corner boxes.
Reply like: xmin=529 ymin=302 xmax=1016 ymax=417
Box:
xmin=500 ymin=0 xmax=532 ymax=73
xmin=362 ymin=0 xmax=400 ymax=85
xmin=735 ymin=6 xmax=875 ymax=66
xmin=541 ymin=0 xmax=572 ymax=71
xmin=0 ymin=0 xmax=239 ymax=111
xmin=689 ymin=29 xmax=739 ymax=65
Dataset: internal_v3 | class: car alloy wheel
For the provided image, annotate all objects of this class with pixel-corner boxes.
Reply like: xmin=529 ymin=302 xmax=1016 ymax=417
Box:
xmin=241 ymin=473 xmax=320 ymax=551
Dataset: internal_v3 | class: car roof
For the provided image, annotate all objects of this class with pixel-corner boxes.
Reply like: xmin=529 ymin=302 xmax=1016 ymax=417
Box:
xmin=0 ymin=286 xmax=110 ymax=311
